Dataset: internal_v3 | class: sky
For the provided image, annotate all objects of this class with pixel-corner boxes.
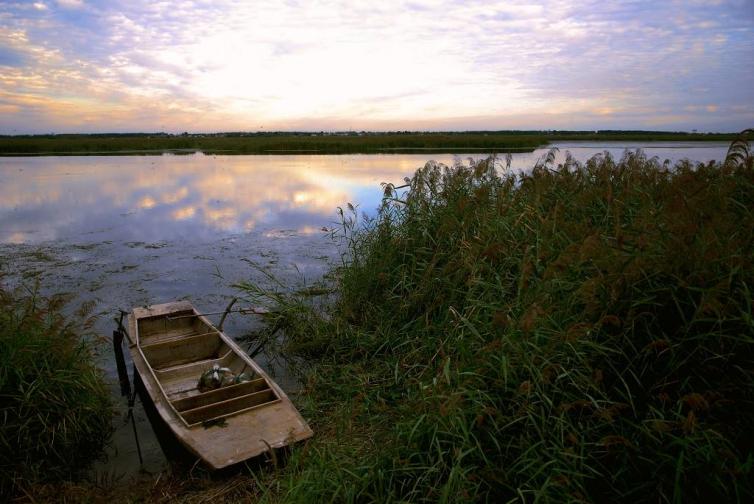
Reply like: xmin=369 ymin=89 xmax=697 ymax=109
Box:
xmin=0 ymin=0 xmax=752 ymax=134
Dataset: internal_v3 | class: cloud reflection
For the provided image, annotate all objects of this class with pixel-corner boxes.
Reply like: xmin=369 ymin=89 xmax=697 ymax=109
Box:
xmin=0 ymin=153 xmax=423 ymax=244
xmin=0 ymin=144 xmax=731 ymax=245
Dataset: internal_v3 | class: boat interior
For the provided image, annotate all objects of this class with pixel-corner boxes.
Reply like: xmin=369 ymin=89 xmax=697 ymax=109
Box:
xmin=137 ymin=309 xmax=280 ymax=426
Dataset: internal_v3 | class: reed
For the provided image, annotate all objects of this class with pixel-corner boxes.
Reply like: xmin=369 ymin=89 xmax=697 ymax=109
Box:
xmin=0 ymin=285 xmax=113 ymax=497
xmin=238 ymin=131 xmax=754 ymax=502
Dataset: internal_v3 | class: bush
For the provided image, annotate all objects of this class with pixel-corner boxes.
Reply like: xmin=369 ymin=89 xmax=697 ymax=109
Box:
xmin=243 ymin=135 xmax=754 ymax=502
xmin=0 ymin=286 xmax=113 ymax=497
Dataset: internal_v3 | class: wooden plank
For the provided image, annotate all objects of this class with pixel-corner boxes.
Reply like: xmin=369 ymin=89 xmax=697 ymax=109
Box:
xmin=141 ymin=330 xmax=218 ymax=349
xmin=139 ymin=316 xmax=193 ymax=335
xmin=199 ymin=400 xmax=313 ymax=468
xmin=138 ymin=311 xmax=213 ymax=345
xmin=132 ymin=301 xmax=194 ymax=319
xmin=141 ymin=332 xmax=229 ymax=370
xmin=166 ymin=385 xmax=200 ymax=401
xmin=155 ymin=352 xmax=235 ymax=386
xmin=181 ymin=389 xmax=278 ymax=425
xmin=140 ymin=326 xmax=204 ymax=345
xmin=155 ymin=350 xmax=247 ymax=396
xmin=171 ymin=378 xmax=268 ymax=412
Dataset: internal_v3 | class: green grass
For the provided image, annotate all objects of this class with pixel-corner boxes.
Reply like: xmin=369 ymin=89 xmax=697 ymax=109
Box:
xmin=237 ymin=132 xmax=754 ymax=502
xmin=0 ymin=130 xmax=735 ymax=156
xmin=0 ymin=286 xmax=113 ymax=498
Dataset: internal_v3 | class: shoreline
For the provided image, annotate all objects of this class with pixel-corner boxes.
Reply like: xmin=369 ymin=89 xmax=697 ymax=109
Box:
xmin=0 ymin=132 xmax=736 ymax=157
xmin=0 ymin=146 xmax=542 ymax=157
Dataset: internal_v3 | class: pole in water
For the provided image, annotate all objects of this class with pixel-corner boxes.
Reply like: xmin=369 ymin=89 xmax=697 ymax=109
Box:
xmin=128 ymin=364 xmax=144 ymax=467
xmin=218 ymin=297 xmax=237 ymax=331
xmin=113 ymin=329 xmax=131 ymax=398
xmin=113 ymin=311 xmax=143 ymax=467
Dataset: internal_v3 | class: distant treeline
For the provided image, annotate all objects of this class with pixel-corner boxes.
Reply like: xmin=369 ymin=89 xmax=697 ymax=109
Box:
xmin=0 ymin=130 xmax=736 ymax=156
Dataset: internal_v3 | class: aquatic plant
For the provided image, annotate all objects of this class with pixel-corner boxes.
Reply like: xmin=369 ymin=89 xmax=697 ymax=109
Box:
xmin=240 ymin=134 xmax=754 ymax=502
xmin=0 ymin=285 xmax=113 ymax=497
xmin=724 ymin=128 xmax=753 ymax=168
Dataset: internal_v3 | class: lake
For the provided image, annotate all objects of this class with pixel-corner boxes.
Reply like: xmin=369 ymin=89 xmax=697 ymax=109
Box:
xmin=0 ymin=141 xmax=730 ymax=478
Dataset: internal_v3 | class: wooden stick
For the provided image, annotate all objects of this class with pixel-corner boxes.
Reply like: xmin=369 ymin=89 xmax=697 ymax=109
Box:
xmin=165 ymin=307 xmax=270 ymax=322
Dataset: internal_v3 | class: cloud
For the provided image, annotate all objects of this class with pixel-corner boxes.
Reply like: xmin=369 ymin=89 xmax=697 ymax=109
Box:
xmin=0 ymin=0 xmax=752 ymax=132
xmin=57 ymin=0 xmax=84 ymax=8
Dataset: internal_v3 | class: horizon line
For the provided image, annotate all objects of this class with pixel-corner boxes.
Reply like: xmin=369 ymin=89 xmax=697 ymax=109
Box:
xmin=0 ymin=128 xmax=743 ymax=137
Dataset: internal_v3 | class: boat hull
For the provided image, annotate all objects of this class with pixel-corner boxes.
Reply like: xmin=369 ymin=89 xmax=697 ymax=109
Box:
xmin=127 ymin=301 xmax=312 ymax=469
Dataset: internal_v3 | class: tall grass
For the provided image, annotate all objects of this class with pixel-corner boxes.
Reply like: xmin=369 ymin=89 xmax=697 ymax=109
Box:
xmin=0 ymin=285 xmax=113 ymax=497
xmin=239 ymin=134 xmax=754 ymax=502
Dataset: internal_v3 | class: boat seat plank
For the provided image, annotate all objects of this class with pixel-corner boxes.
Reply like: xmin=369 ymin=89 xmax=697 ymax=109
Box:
xmin=153 ymin=349 xmax=237 ymax=381
xmin=142 ymin=332 xmax=230 ymax=370
xmin=166 ymin=386 xmax=199 ymax=401
xmin=140 ymin=330 xmax=219 ymax=349
xmin=155 ymin=354 xmax=251 ymax=396
xmin=181 ymin=389 xmax=279 ymax=425
xmin=172 ymin=378 xmax=269 ymax=412
xmin=138 ymin=310 xmax=197 ymax=339
xmin=139 ymin=327 xmax=205 ymax=345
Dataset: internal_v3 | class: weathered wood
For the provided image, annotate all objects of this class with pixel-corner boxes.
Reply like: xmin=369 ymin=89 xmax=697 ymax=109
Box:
xmin=127 ymin=301 xmax=313 ymax=469
xmin=182 ymin=389 xmax=279 ymax=425
xmin=141 ymin=332 xmax=230 ymax=370
xmin=154 ymin=350 xmax=244 ymax=399
xmin=171 ymin=378 xmax=267 ymax=412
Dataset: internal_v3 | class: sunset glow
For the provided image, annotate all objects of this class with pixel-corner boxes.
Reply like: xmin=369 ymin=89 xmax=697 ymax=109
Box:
xmin=1 ymin=0 xmax=752 ymax=133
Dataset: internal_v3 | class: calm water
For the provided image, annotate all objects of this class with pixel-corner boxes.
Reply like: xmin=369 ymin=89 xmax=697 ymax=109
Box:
xmin=0 ymin=142 xmax=729 ymax=479
xmin=0 ymin=142 xmax=729 ymax=246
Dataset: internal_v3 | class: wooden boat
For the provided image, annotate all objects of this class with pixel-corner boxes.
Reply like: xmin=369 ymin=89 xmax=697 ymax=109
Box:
xmin=126 ymin=301 xmax=313 ymax=469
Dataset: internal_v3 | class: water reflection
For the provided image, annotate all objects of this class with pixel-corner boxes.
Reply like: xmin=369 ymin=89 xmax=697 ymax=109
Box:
xmin=0 ymin=155 xmax=351 ymax=243
xmin=0 ymin=154 xmax=463 ymax=244
xmin=0 ymin=143 xmax=729 ymax=245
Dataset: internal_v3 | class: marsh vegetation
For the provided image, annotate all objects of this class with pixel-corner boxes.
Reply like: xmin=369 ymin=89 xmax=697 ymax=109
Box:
xmin=0 ymin=286 xmax=112 ymax=498
xmin=237 ymin=133 xmax=754 ymax=502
